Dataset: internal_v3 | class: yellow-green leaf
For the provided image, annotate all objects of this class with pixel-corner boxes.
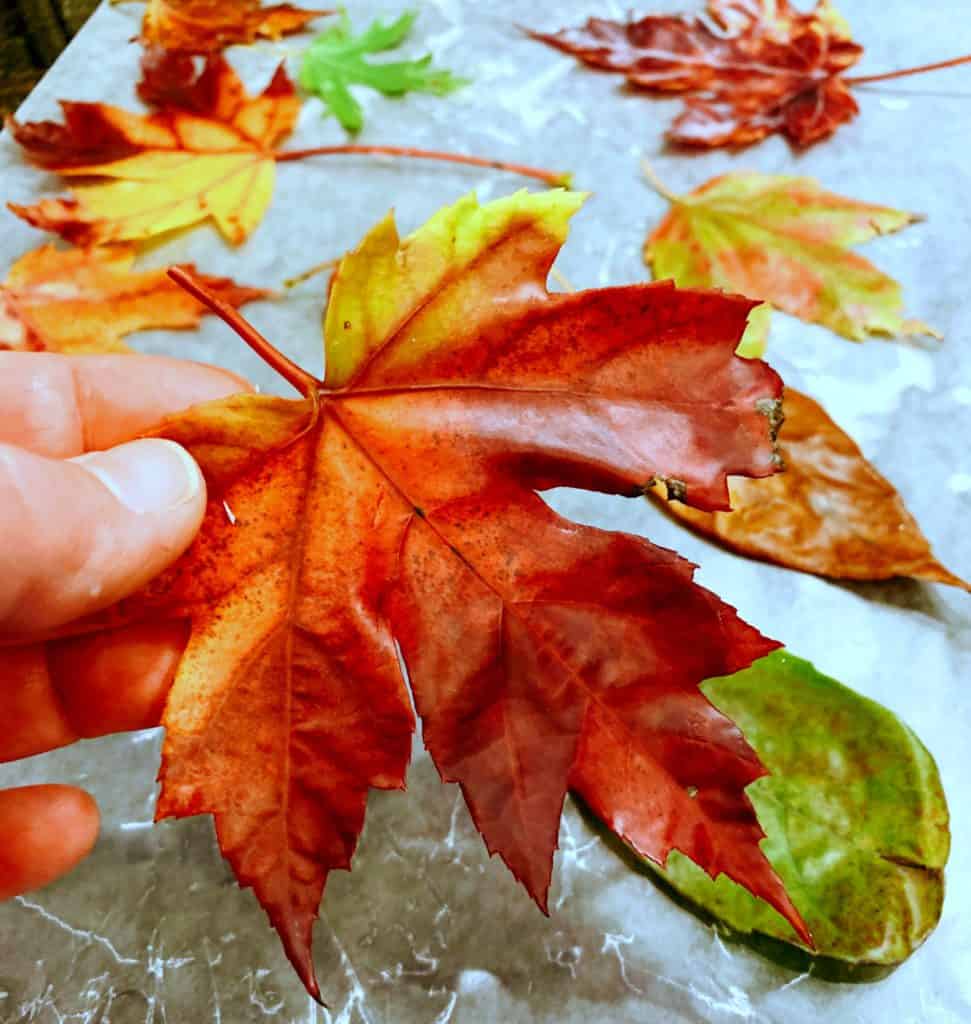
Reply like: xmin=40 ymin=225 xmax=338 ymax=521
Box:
xmin=645 ymin=169 xmax=936 ymax=342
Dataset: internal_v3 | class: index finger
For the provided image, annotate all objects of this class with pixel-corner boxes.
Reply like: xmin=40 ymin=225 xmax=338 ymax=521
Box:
xmin=0 ymin=353 xmax=251 ymax=457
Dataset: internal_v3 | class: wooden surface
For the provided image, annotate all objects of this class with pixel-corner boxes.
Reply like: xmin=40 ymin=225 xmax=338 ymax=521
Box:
xmin=0 ymin=0 xmax=100 ymax=112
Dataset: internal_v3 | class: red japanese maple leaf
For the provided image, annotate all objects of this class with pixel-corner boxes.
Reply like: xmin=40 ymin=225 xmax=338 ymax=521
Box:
xmin=531 ymin=0 xmax=864 ymax=148
xmin=37 ymin=191 xmax=809 ymax=997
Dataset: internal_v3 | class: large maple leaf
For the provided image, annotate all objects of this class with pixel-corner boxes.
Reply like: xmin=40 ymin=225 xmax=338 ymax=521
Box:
xmin=531 ymin=0 xmax=864 ymax=148
xmin=64 ymin=191 xmax=808 ymax=997
xmin=0 ymin=243 xmax=266 ymax=353
xmin=141 ymin=0 xmax=330 ymax=54
xmin=656 ymin=388 xmax=969 ymax=589
xmin=7 ymin=50 xmax=299 ymax=246
xmin=644 ymin=169 xmax=934 ymax=342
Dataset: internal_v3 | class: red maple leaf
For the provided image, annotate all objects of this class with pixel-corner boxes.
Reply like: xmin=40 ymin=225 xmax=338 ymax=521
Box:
xmin=530 ymin=0 xmax=864 ymax=148
xmin=40 ymin=192 xmax=809 ymax=997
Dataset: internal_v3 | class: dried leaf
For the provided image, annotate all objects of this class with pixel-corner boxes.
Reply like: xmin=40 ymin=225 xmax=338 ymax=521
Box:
xmin=645 ymin=169 xmax=935 ymax=342
xmin=0 ymin=244 xmax=266 ymax=353
xmin=531 ymin=0 xmax=863 ymax=149
xmin=640 ymin=651 xmax=949 ymax=971
xmin=142 ymin=0 xmax=329 ymax=54
xmin=657 ymin=388 xmax=968 ymax=589
xmin=298 ymin=11 xmax=467 ymax=134
xmin=70 ymin=190 xmax=807 ymax=996
xmin=7 ymin=50 xmax=300 ymax=246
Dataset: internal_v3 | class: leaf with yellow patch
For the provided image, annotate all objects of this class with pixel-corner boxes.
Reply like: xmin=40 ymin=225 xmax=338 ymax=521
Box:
xmin=644 ymin=167 xmax=936 ymax=342
xmin=655 ymin=388 xmax=968 ymax=589
xmin=47 ymin=190 xmax=809 ymax=997
xmin=7 ymin=50 xmax=300 ymax=246
xmin=0 ymin=244 xmax=266 ymax=354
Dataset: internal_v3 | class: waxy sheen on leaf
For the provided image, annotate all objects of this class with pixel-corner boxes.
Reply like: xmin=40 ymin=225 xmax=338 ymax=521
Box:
xmin=658 ymin=389 xmax=968 ymax=589
xmin=0 ymin=244 xmax=265 ymax=353
xmin=645 ymin=169 xmax=934 ymax=342
xmin=68 ymin=191 xmax=807 ymax=997
xmin=141 ymin=0 xmax=329 ymax=54
xmin=8 ymin=51 xmax=300 ymax=246
xmin=531 ymin=0 xmax=863 ymax=149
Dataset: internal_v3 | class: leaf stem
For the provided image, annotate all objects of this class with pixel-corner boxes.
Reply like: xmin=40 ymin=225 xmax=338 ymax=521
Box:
xmin=640 ymin=158 xmax=680 ymax=204
xmin=167 ymin=267 xmax=321 ymax=396
xmin=274 ymin=144 xmax=572 ymax=187
xmin=549 ymin=268 xmax=576 ymax=293
xmin=845 ymin=53 xmax=971 ymax=86
xmin=283 ymin=258 xmax=340 ymax=289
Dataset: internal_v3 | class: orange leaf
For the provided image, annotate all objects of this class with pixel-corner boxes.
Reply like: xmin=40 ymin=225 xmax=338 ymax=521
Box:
xmin=531 ymin=0 xmax=863 ymax=149
xmin=142 ymin=0 xmax=330 ymax=53
xmin=656 ymin=388 xmax=969 ymax=589
xmin=51 ymin=191 xmax=808 ymax=997
xmin=7 ymin=51 xmax=300 ymax=246
xmin=0 ymin=243 xmax=266 ymax=354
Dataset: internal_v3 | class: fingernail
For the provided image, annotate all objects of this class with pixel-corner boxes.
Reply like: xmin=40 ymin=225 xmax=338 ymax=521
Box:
xmin=73 ymin=439 xmax=203 ymax=513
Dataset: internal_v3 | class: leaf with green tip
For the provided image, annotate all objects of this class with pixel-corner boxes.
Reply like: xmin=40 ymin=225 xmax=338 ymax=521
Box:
xmin=645 ymin=170 xmax=937 ymax=342
xmin=298 ymin=10 xmax=467 ymax=133
xmin=736 ymin=302 xmax=770 ymax=359
xmin=633 ymin=651 xmax=949 ymax=972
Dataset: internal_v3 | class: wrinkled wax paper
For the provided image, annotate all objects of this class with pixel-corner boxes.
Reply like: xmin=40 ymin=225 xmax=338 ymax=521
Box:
xmin=1 ymin=2 xmax=970 ymax=1021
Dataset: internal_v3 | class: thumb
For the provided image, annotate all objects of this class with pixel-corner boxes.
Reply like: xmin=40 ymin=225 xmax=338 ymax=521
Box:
xmin=0 ymin=438 xmax=205 ymax=637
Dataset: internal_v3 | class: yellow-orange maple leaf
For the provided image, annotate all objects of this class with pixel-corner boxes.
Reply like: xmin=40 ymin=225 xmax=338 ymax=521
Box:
xmin=0 ymin=244 xmax=266 ymax=354
xmin=8 ymin=51 xmax=300 ymax=246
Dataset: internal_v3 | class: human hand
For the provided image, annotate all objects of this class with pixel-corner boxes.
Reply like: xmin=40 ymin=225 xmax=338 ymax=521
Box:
xmin=0 ymin=352 xmax=248 ymax=900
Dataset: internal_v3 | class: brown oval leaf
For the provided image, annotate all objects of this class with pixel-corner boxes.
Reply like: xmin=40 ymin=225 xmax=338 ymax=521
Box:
xmin=655 ymin=388 xmax=968 ymax=589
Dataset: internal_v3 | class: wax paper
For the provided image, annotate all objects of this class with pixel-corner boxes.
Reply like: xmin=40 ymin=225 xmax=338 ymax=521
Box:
xmin=1 ymin=1 xmax=970 ymax=1021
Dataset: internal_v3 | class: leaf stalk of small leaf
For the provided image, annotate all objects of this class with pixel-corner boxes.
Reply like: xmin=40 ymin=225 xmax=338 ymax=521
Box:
xmin=283 ymin=258 xmax=340 ymax=289
xmin=845 ymin=52 xmax=971 ymax=86
xmin=274 ymin=144 xmax=571 ymax=187
xmin=549 ymin=268 xmax=576 ymax=293
xmin=167 ymin=267 xmax=321 ymax=396
xmin=640 ymin=159 xmax=680 ymax=204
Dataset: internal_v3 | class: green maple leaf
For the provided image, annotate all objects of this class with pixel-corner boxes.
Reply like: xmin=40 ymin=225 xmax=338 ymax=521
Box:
xmin=298 ymin=10 xmax=468 ymax=133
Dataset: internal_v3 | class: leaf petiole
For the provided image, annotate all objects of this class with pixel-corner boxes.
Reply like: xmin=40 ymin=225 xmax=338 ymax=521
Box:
xmin=167 ymin=267 xmax=321 ymax=396
xmin=845 ymin=52 xmax=971 ymax=87
xmin=640 ymin=158 xmax=680 ymax=204
xmin=274 ymin=144 xmax=572 ymax=187
xmin=283 ymin=258 xmax=340 ymax=289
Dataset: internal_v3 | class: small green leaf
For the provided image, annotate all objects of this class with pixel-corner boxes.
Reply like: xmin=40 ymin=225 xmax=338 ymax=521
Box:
xmin=635 ymin=651 xmax=949 ymax=974
xmin=298 ymin=10 xmax=468 ymax=133
xmin=735 ymin=302 xmax=770 ymax=359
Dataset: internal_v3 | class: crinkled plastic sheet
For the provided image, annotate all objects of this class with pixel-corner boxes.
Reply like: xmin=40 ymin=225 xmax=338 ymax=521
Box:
xmin=1 ymin=2 xmax=970 ymax=1021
